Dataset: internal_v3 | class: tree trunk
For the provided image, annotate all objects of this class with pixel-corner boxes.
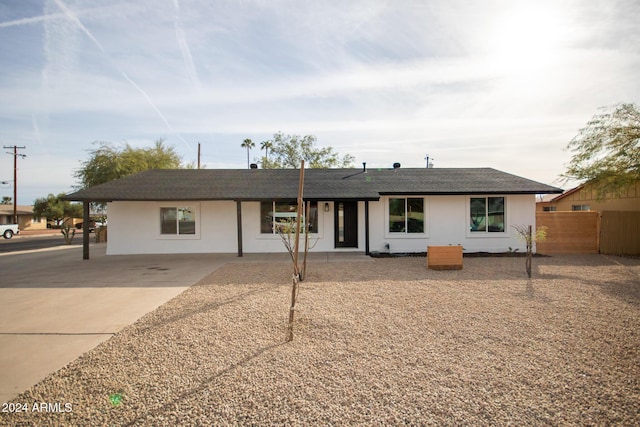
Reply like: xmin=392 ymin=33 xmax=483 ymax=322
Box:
xmin=286 ymin=161 xmax=305 ymax=342
xmin=285 ymin=274 xmax=298 ymax=342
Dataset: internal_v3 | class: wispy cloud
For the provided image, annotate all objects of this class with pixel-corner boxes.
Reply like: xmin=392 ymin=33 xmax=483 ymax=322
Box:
xmin=0 ymin=12 xmax=65 ymax=28
xmin=45 ymin=0 xmax=192 ymax=151
xmin=1 ymin=0 xmax=639 ymax=203
xmin=51 ymin=0 xmax=104 ymax=51
xmin=172 ymin=0 xmax=201 ymax=91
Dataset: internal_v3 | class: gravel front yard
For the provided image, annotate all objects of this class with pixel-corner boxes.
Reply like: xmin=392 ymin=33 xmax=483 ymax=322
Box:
xmin=2 ymin=255 xmax=639 ymax=426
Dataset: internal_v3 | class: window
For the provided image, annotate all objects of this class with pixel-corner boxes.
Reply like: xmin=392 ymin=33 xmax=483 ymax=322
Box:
xmin=260 ymin=201 xmax=318 ymax=234
xmin=160 ymin=207 xmax=196 ymax=235
xmin=470 ymin=197 xmax=504 ymax=232
xmin=543 ymin=206 xmax=557 ymax=212
xmin=572 ymin=204 xmax=590 ymax=211
xmin=388 ymin=197 xmax=424 ymax=233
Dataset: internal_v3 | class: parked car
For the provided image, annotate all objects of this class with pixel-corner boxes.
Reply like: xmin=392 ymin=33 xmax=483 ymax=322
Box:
xmin=75 ymin=220 xmax=97 ymax=232
xmin=0 ymin=224 xmax=20 ymax=239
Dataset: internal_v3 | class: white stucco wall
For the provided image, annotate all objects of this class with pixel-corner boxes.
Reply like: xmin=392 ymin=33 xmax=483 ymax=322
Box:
xmin=106 ymin=201 xmax=238 ymax=255
xmin=105 ymin=195 xmax=536 ymax=255
xmin=368 ymin=195 xmax=536 ymax=253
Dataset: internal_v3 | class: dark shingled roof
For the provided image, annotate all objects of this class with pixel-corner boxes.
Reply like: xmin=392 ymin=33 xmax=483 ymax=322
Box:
xmin=64 ymin=168 xmax=563 ymax=202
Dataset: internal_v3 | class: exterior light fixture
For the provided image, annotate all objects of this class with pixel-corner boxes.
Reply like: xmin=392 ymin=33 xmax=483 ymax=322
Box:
xmin=324 ymin=203 xmax=330 ymax=212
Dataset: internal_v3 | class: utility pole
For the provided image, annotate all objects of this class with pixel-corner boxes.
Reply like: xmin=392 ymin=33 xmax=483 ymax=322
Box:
xmin=3 ymin=145 xmax=26 ymax=224
xmin=197 ymin=142 xmax=201 ymax=169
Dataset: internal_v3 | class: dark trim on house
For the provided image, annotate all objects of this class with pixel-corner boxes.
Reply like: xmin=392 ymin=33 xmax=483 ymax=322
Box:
xmin=236 ymin=200 xmax=243 ymax=257
xmin=83 ymin=201 xmax=90 ymax=260
xmin=365 ymin=200 xmax=370 ymax=255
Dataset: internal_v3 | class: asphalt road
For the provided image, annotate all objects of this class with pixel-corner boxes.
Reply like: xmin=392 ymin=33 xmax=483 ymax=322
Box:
xmin=0 ymin=234 xmax=82 ymax=253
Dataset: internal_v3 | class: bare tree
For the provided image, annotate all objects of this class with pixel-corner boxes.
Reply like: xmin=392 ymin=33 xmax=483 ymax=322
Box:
xmin=513 ymin=225 xmax=547 ymax=278
xmin=270 ymin=161 xmax=320 ymax=341
xmin=287 ymin=163 xmax=304 ymax=341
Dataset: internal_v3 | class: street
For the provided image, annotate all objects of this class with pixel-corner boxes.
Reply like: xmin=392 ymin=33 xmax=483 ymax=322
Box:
xmin=0 ymin=234 xmax=82 ymax=253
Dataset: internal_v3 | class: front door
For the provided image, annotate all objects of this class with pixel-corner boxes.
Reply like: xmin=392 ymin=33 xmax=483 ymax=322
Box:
xmin=334 ymin=201 xmax=358 ymax=248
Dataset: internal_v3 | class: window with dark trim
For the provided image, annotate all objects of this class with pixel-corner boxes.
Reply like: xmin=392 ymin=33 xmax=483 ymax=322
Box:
xmin=160 ymin=207 xmax=196 ymax=235
xmin=260 ymin=201 xmax=318 ymax=234
xmin=388 ymin=197 xmax=424 ymax=233
xmin=470 ymin=197 xmax=505 ymax=232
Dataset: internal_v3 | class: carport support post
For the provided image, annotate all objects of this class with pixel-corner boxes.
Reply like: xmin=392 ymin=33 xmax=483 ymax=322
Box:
xmin=365 ymin=200 xmax=370 ymax=255
xmin=236 ymin=200 xmax=243 ymax=257
xmin=82 ymin=201 xmax=90 ymax=260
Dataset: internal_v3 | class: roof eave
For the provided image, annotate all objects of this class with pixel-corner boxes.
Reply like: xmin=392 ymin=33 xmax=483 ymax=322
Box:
xmin=378 ymin=190 xmax=563 ymax=196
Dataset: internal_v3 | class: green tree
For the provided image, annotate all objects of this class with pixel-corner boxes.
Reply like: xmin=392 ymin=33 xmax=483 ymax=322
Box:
xmin=75 ymin=139 xmax=184 ymax=189
xmin=33 ymin=193 xmax=83 ymax=225
xmin=241 ymin=138 xmax=255 ymax=169
xmin=260 ymin=132 xmax=355 ymax=169
xmin=1 ymin=196 xmax=11 ymax=205
xmin=562 ymin=103 xmax=640 ymax=196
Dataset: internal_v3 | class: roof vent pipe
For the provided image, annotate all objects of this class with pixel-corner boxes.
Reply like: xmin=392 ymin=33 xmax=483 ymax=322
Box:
xmin=393 ymin=162 xmax=401 ymax=169
xmin=363 ymin=162 xmax=367 ymax=172
xmin=250 ymin=163 xmax=258 ymax=169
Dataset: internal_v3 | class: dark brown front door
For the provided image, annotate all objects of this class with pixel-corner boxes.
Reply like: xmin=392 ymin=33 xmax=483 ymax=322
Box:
xmin=335 ymin=201 xmax=358 ymax=248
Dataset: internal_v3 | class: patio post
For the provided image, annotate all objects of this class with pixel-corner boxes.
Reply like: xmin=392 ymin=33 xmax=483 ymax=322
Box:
xmin=365 ymin=200 xmax=370 ymax=255
xmin=236 ymin=200 xmax=243 ymax=257
xmin=83 ymin=201 xmax=90 ymax=260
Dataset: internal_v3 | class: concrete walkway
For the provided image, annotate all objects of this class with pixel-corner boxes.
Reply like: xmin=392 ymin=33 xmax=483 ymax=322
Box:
xmin=0 ymin=244 xmax=370 ymax=402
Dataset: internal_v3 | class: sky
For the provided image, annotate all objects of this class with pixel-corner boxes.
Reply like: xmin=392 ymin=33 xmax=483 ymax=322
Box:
xmin=1 ymin=0 xmax=639 ymax=205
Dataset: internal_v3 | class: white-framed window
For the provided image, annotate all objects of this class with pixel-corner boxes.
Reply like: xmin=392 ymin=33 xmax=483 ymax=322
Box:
xmin=260 ymin=201 xmax=318 ymax=234
xmin=388 ymin=197 xmax=425 ymax=234
xmin=160 ymin=206 xmax=197 ymax=236
xmin=470 ymin=196 xmax=505 ymax=233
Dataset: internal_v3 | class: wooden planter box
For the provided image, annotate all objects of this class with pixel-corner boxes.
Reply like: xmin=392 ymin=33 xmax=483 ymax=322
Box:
xmin=427 ymin=245 xmax=463 ymax=270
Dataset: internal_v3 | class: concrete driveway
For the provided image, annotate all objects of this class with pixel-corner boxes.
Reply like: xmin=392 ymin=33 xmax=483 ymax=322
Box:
xmin=0 ymin=243 xmax=236 ymax=402
xmin=0 ymin=242 xmax=369 ymax=402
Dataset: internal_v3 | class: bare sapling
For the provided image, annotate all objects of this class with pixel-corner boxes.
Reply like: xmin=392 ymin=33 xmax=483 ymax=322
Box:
xmin=272 ymin=164 xmax=318 ymax=341
xmin=513 ymin=224 xmax=547 ymax=278
xmin=274 ymin=204 xmax=318 ymax=275
xmin=285 ymin=161 xmax=305 ymax=342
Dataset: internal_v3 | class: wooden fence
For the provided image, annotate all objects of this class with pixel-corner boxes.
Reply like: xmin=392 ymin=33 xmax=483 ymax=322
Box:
xmin=535 ymin=212 xmax=599 ymax=255
xmin=599 ymin=211 xmax=640 ymax=256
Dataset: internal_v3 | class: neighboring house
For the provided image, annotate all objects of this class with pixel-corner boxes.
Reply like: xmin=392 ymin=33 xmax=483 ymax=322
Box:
xmin=538 ymin=181 xmax=640 ymax=212
xmin=64 ymin=167 xmax=562 ymax=256
xmin=0 ymin=205 xmax=47 ymax=230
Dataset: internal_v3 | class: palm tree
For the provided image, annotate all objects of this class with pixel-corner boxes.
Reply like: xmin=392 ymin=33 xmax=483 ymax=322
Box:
xmin=260 ymin=140 xmax=273 ymax=168
xmin=241 ymin=138 xmax=255 ymax=169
